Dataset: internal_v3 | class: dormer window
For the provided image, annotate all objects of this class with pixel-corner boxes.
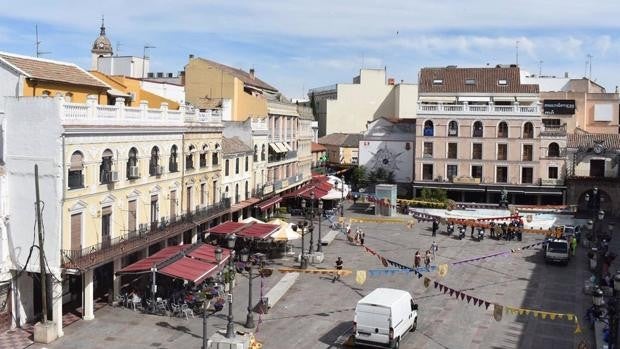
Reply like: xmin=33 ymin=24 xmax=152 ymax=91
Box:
xmin=465 ymin=79 xmax=476 ymax=85
xmin=498 ymin=79 xmax=508 ymax=86
xmin=432 ymin=79 xmax=443 ymax=85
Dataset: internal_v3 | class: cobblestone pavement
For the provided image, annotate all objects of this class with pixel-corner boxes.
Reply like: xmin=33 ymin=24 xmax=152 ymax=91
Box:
xmin=25 ymin=205 xmax=604 ymax=349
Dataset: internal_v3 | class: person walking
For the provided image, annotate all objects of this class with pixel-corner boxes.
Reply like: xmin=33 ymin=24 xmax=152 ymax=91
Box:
xmin=431 ymin=241 xmax=438 ymax=260
xmin=424 ymin=250 xmax=432 ymax=271
xmin=432 ymin=219 xmax=438 ymax=237
xmin=414 ymin=251 xmax=421 ymax=270
xmin=333 ymin=256 xmax=343 ymax=283
xmin=360 ymin=230 xmax=365 ymax=246
xmin=570 ymin=236 xmax=577 ymax=256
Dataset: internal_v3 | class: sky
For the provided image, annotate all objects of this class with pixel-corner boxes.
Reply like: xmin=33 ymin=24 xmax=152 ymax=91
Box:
xmin=1 ymin=1 xmax=620 ymax=99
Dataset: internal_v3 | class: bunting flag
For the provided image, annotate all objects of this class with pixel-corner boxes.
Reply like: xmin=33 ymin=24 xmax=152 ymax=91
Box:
xmin=274 ymin=268 xmax=353 ymax=277
xmin=437 ymin=264 xmax=448 ymax=277
xmin=494 ymin=304 xmax=504 ymax=321
xmin=424 ymin=277 xmax=431 ymax=288
xmin=355 ymin=270 xmax=367 ymax=285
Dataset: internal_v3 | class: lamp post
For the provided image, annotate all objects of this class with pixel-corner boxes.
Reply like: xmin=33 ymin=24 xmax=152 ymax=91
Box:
xmin=317 ymin=200 xmax=324 ymax=252
xmin=308 ymin=191 xmax=315 ymax=254
xmin=340 ymin=176 xmax=345 ymax=217
xmin=610 ymin=273 xmax=620 ymax=349
xmin=297 ymin=219 xmax=308 ymax=269
xmin=202 ymin=247 xmax=223 ymax=349
xmin=240 ymin=248 xmax=259 ymax=329
xmin=593 ymin=286 xmax=605 ymax=318
xmin=225 ymin=234 xmax=237 ymax=339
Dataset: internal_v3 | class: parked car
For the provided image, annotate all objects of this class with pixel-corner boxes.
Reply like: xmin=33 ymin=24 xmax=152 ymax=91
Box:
xmin=354 ymin=288 xmax=418 ymax=348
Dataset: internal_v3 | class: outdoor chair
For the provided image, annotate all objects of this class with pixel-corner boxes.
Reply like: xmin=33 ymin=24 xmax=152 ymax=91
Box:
xmin=170 ymin=303 xmax=182 ymax=318
xmin=181 ymin=303 xmax=194 ymax=320
xmin=131 ymin=297 xmax=142 ymax=311
xmin=156 ymin=299 xmax=168 ymax=314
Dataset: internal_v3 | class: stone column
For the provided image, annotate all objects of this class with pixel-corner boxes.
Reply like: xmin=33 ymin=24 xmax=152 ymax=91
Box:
xmin=83 ymin=270 xmax=94 ymax=320
xmin=51 ymin=277 xmax=64 ymax=337
xmin=113 ymin=258 xmax=122 ymax=301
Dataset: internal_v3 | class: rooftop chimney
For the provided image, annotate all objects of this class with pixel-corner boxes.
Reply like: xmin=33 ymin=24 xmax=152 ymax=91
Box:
xmin=564 ymin=72 xmax=569 ymax=78
xmin=189 ymin=54 xmax=195 ymax=60
xmin=249 ymin=68 xmax=255 ymax=79
xmin=387 ymin=78 xmax=395 ymax=85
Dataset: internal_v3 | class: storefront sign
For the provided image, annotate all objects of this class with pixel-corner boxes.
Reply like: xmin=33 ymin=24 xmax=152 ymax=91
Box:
xmin=452 ymin=177 xmax=481 ymax=184
xmin=543 ymin=100 xmax=576 ymax=115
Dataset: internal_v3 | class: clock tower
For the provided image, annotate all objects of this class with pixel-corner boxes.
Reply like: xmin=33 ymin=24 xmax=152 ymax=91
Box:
xmin=91 ymin=16 xmax=113 ymax=70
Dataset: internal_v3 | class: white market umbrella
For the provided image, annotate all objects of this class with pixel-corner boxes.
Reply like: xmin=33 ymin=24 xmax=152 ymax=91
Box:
xmin=268 ymin=219 xmax=302 ymax=241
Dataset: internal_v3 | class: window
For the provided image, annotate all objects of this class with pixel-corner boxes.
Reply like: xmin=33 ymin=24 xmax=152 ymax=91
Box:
xmin=101 ymin=206 xmax=112 ymax=247
xmin=423 ymin=120 xmax=434 ymax=136
xmin=548 ymin=142 xmax=560 ymax=157
xmin=472 ymin=143 xmax=482 ymax=160
xmin=150 ymin=195 xmax=158 ymax=225
xmin=497 ymin=144 xmax=507 ymax=160
xmin=521 ymin=167 xmax=533 ymax=184
xmin=422 ymin=164 xmax=433 ymax=180
xmin=447 ymin=164 xmax=458 ymax=180
xmin=186 ymin=145 xmax=195 ymax=170
xmin=261 ymin=144 xmax=266 ymax=161
xmin=200 ymin=183 xmax=206 ymax=205
xmin=423 ymin=142 xmax=433 ymax=157
xmin=186 ymin=187 xmax=192 ymax=212
xmin=254 ymin=145 xmax=258 ymax=162
xmin=234 ymin=183 xmax=239 ymax=204
xmin=169 ymin=190 xmax=177 ymax=220
xmin=245 ymin=181 xmax=249 ymax=199
xmin=496 ymin=166 xmax=508 ymax=183
xmin=473 ymin=121 xmax=483 ymax=137
xmin=498 ymin=79 xmax=508 ymax=86
xmin=64 ymin=92 xmax=73 ymax=102
xmin=497 ymin=122 xmax=508 ymax=138
xmin=471 ymin=165 xmax=483 ymax=179
xmin=100 ymin=149 xmax=114 ymax=184
xmin=128 ymin=200 xmax=137 ymax=234
xmin=448 ymin=121 xmax=458 ymax=136
xmin=465 ymin=79 xmax=476 ymax=85
xmin=68 ymin=151 xmax=84 ymax=189
xmin=127 ymin=147 xmax=139 ymax=179
xmin=548 ymin=166 xmax=558 ymax=179
xmin=225 ymin=159 xmax=230 ymax=176
xmin=447 ymin=143 xmax=457 ymax=159
xmin=212 ymin=151 xmax=219 ymax=166
xmin=245 ymin=156 xmax=249 ymax=172
xmin=213 ymin=180 xmax=218 ymax=204
xmin=70 ymin=213 xmax=82 ymax=250
xmin=235 ymin=158 xmax=240 ymax=174
xmin=200 ymin=145 xmax=208 ymax=168
xmin=523 ymin=122 xmax=534 ymax=138
xmin=522 ymin=144 xmax=533 ymax=161
xmin=590 ymin=159 xmax=605 ymax=177
xmin=149 ymin=146 xmax=160 ymax=176
xmin=169 ymin=145 xmax=178 ymax=172
xmin=432 ymin=79 xmax=443 ymax=85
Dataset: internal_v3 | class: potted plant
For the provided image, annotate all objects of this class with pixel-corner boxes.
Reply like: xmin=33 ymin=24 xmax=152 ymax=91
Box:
xmin=213 ymin=297 xmax=225 ymax=312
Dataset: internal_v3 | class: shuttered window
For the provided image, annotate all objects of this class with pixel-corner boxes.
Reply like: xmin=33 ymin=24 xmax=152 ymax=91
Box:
xmin=170 ymin=191 xmax=177 ymax=219
xmin=128 ymin=200 xmax=137 ymax=233
xmin=70 ymin=213 xmax=82 ymax=250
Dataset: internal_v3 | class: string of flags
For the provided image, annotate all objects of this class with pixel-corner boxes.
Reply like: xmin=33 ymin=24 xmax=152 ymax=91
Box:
xmin=359 ymin=243 xmax=581 ymax=334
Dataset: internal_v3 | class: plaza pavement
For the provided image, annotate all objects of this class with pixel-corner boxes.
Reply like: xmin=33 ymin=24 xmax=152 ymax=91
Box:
xmin=22 ymin=203 xmax=607 ymax=349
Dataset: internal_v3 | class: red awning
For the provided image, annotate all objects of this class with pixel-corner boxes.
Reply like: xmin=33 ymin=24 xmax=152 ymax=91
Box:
xmin=282 ymin=186 xmax=312 ymax=198
xmin=257 ymin=196 xmax=282 ymax=211
xmin=118 ymin=245 xmax=191 ymax=274
xmin=187 ymin=244 xmax=231 ymax=264
xmin=158 ymin=257 xmax=217 ymax=284
xmin=209 ymin=221 xmax=279 ymax=239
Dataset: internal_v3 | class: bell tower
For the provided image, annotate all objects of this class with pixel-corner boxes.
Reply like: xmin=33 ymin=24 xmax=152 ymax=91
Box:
xmin=90 ymin=16 xmax=113 ymax=70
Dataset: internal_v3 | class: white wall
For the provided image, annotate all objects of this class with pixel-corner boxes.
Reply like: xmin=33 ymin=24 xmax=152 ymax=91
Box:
xmin=97 ymin=56 xmax=149 ymax=78
xmin=395 ymin=84 xmax=418 ymax=119
xmin=141 ymin=80 xmax=185 ymax=104
xmin=359 ymin=140 xmax=414 ymax=183
xmin=5 ymin=97 xmax=63 ymax=274
xmin=0 ymin=62 xmax=21 ymax=111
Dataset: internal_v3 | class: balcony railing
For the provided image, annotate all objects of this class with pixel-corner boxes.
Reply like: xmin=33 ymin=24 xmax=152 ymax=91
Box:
xmin=418 ymin=103 xmax=540 ymax=115
xmin=540 ymin=124 xmax=567 ymax=137
xmin=268 ymin=150 xmax=298 ymax=164
xmin=61 ymin=198 xmax=231 ymax=270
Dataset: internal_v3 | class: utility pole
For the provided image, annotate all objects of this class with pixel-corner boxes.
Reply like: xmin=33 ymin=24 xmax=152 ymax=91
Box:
xmin=587 ymin=54 xmax=593 ymax=80
xmin=142 ymin=44 xmax=155 ymax=78
xmin=35 ymin=25 xmax=51 ymax=58
xmin=515 ymin=40 xmax=519 ymax=66
xmin=538 ymin=60 xmax=543 ymax=77
xmin=35 ymin=164 xmax=48 ymax=324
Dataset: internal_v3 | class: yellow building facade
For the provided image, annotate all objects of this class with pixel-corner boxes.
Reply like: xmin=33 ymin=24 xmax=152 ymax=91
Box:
xmin=90 ymin=71 xmax=180 ymax=109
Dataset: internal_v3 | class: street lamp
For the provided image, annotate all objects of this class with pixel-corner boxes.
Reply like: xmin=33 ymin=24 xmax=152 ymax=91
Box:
xmin=308 ymin=191 xmax=316 ymax=254
xmin=317 ymin=200 xmax=324 ymax=252
xmin=340 ymin=176 xmax=345 ymax=217
xmin=593 ymin=286 xmax=605 ymax=311
xmin=296 ymin=220 xmax=308 ymax=269
xmin=240 ymin=248 xmax=259 ymax=329
xmin=202 ymin=247 xmax=223 ymax=349
xmin=225 ymin=234 xmax=237 ymax=339
xmin=610 ymin=273 xmax=620 ymax=349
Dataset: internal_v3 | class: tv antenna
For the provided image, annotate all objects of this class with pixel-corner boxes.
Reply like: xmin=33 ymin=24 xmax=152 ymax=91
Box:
xmin=142 ymin=44 xmax=155 ymax=78
xmin=586 ymin=54 xmax=593 ymax=79
xmin=515 ymin=40 xmax=519 ymax=66
xmin=35 ymin=25 xmax=51 ymax=58
xmin=538 ymin=60 xmax=543 ymax=76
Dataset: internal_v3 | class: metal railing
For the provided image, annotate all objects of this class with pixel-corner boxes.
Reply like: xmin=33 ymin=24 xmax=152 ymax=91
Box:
xmin=418 ymin=103 xmax=540 ymax=115
xmin=61 ymin=198 xmax=231 ymax=270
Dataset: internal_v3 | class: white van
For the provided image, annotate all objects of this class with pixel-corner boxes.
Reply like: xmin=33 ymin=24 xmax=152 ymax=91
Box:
xmin=544 ymin=238 xmax=570 ymax=264
xmin=354 ymin=288 xmax=418 ymax=348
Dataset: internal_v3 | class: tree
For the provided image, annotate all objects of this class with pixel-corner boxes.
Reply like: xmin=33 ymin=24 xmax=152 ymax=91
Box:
xmin=419 ymin=187 xmax=447 ymax=202
xmin=386 ymin=171 xmax=396 ymax=184
xmin=350 ymin=166 xmax=367 ymax=190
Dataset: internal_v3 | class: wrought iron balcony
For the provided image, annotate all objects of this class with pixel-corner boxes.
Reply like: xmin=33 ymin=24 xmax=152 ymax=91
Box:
xmin=61 ymin=198 xmax=231 ymax=270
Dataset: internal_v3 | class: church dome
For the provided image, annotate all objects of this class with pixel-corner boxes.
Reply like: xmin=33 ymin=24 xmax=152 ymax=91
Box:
xmin=91 ymin=20 xmax=112 ymax=55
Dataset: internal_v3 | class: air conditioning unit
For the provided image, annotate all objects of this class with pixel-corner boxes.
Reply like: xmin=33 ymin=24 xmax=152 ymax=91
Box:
xmin=155 ymin=166 xmax=164 ymax=176
xmin=110 ymin=171 xmax=120 ymax=182
xmin=128 ymin=166 xmax=140 ymax=179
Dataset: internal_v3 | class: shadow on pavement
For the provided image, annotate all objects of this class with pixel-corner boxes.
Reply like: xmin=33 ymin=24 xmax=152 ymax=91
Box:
xmin=155 ymin=321 xmax=201 ymax=339
xmin=318 ymin=320 xmax=353 ymax=348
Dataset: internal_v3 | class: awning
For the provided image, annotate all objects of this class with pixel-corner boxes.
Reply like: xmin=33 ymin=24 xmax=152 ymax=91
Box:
xmin=106 ymin=89 xmax=133 ymax=99
xmin=257 ymin=196 xmax=282 ymax=211
xmin=493 ymin=96 xmax=516 ymax=102
xmin=209 ymin=221 xmax=280 ymax=239
xmin=419 ymin=96 xmax=457 ymax=102
xmin=118 ymin=245 xmax=191 ymax=274
xmin=276 ymin=143 xmax=288 ymax=152
xmin=269 ymin=143 xmax=285 ymax=153
xmin=282 ymin=143 xmax=293 ymax=152
xmin=516 ymin=96 xmax=539 ymax=102
xmin=282 ymin=186 xmax=312 ymax=198
xmin=187 ymin=244 xmax=231 ymax=264
xmin=458 ymin=96 xmax=490 ymax=102
xmin=158 ymin=257 xmax=217 ymax=284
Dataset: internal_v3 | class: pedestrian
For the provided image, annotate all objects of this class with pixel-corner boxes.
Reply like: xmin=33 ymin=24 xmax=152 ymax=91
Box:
xmin=360 ymin=229 xmax=365 ymax=246
xmin=489 ymin=222 xmax=496 ymax=239
xmin=424 ymin=250 xmax=432 ymax=271
xmin=431 ymin=241 xmax=438 ymax=260
xmin=470 ymin=224 xmax=475 ymax=238
xmin=414 ymin=251 xmax=421 ymax=270
xmin=432 ymin=219 xmax=438 ymax=237
xmin=333 ymin=256 xmax=343 ymax=283
xmin=355 ymin=227 xmax=361 ymax=245
xmin=570 ymin=235 xmax=577 ymax=256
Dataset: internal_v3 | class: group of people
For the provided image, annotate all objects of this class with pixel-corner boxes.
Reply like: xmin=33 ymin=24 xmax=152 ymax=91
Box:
xmin=413 ymin=242 xmax=438 ymax=271
xmin=346 ymin=225 xmax=365 ymax=245
xmin=488 ymin=220 xmax=524 ymax=241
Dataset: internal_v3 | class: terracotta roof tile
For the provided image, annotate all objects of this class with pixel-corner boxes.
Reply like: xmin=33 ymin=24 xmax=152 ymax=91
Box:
xmin=311 ymin=142 xmax=326 ymax=152
xmin=419 ymin=66 xmax=538 ymax=94
xmin=194 ymin=58 xmax=277 ymax=92
xmin=0 ymin=52 xmax=109 ymax=89
xmin=567 ymin=133 xmax=620 ymax=149
xmin=318 ymin=133 xmax=362 ymax=147
xmin=222 ymin=136 xmax=252 ymax=154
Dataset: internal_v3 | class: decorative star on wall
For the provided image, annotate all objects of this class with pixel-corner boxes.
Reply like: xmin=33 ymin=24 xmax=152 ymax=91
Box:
xmin=369 ymin=143 xmax=405 ymax=172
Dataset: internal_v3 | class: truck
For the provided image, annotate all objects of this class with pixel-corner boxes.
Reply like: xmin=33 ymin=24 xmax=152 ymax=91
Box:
xmin=544 ymin=238 xmax=570 ymax=265
xmin=353 ymin=288 xmax=418 ymax=348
